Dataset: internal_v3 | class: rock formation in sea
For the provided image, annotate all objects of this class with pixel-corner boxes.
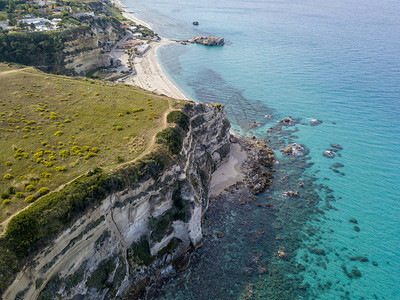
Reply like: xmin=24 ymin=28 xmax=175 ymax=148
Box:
xmin=188 ymin=36 xmax=225 ymax=46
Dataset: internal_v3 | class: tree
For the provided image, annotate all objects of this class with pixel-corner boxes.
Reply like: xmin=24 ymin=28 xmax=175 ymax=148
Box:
xmin=8 ymin=14 xmax=16 ymax=26
xmin=29 ymin=22 xmax=35 ymax=30
xmin=7 ymin=0 xmax=15 ymax=13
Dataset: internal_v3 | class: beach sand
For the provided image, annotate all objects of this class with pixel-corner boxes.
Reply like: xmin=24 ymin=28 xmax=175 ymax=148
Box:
xmin=111 ymin=0 xmax=188 ymax=100
xmin=210 ymin=143 xmax=247 ymax=196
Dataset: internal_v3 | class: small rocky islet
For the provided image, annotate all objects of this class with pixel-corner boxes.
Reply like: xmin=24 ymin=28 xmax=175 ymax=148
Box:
xmin=179 ymin=35 xmax=225 ymax=46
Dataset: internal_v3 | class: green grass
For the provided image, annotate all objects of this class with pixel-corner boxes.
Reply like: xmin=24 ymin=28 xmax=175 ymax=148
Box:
xmin=0 ymin=65 xmax=172 ymax=222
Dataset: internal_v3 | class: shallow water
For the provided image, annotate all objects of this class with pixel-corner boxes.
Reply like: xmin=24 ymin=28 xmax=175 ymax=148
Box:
xmin=122 ymin=0 xmax=400 ymax=298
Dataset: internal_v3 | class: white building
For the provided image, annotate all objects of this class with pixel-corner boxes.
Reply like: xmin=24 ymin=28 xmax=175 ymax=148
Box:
xmin=136 ymin=44 xmax=150 ymax=55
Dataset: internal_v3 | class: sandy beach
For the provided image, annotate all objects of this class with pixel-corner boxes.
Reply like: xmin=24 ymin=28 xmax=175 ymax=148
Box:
xmin=210 ymin=143 xmax=247 ymax=196
xmin=111 ymin=0 xmax=188 ymax=100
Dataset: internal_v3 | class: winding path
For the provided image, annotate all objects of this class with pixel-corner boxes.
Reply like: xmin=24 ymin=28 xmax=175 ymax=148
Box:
xmin=0 ymin=98 xmax=174 ymax=236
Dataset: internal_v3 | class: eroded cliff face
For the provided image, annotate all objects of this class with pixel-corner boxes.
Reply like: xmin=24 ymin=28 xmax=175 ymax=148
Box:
xmin=3 ymin=103 xmax=230 ymax=300
xmin=63 ymin=17 xmax=125 ymax=74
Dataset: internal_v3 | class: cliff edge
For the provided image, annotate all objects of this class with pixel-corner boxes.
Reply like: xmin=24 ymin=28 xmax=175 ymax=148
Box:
xmin=2 ymin=102 xmax=231 ymax=299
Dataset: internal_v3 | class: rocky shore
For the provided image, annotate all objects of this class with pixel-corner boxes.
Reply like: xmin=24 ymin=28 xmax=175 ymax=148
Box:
xmin=138 ymin=135 xmax=276 ymax=299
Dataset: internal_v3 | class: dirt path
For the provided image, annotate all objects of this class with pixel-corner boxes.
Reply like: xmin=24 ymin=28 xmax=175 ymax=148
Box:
xmin=118 ymin=98 xmax=173 ymax=168
xmin=0 ymin=67 xmax=32 ymax=76
xmin=0 ymin=99 xmax=174 ymax=236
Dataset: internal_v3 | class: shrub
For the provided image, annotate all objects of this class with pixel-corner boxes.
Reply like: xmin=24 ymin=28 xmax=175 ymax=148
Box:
xmin=3 ymin=174 xmax=13 ymax=180
xmin=127 ymin=236 xmax=154 ymax=266
xmin=40 ymin=172 xmax=52 ymax=178
xmin=166 ymin=111 xmax=189 ymax=131
xmin=156 ymin=128 xmax=183 ymax=155
xmin=38 ymin=187 xmax=50 ymax=195
xmin=54 ymin=166 xmax=67 ymax=172
xmin=24 ymin=195 xmax=36 ymax=203
xmin=132 ymin=108 xmax=144 ymax=113
xmin=1 ymin=192 xmax=9 ymax=199
xmin=59 ymin=150 xmax=70 ymax=158
xmin=49 ymin=112 xmax=58 ymax=120
xmin=5 ymin=161 xmax=12 ymax=166
xmin=2 ymin=199 xmax=11 ymax=206
xmin=6 ymin=186 xmax=15 ymax=195
xmin=84 ymin=152 xmax=97 ymax=160
xmin=15 ymin=192 xmax=25 ymax=199
xmin=91 ymin=147 xmax=100 ymax=153
xmin=64 ymin=119 xmax=71 ymax=123
xmin=86 ymin=258 xmax=115 ymax=288
xmin=117 ymin=113 xmax=123 ymax=117
xmin=54 ymin=131 xmax=64 ymax=136
xmin=25 ymin=185 xmax=35 ymax=192
xmin=34 ymin=150 xmax=44 ymax=158
xmin=115 ymin=126 xmax=123 ymax=131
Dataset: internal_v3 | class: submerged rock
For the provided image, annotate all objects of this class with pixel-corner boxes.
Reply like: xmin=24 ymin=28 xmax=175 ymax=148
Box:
xmin=279 ymin=117 xmax=295 ymax=126
xmin=244 ymin=267 xmax=253 ymax=275
xmin=310 ymin=119 xmax=323 ymax=126
xmin=354 ymin=226 xmax=360 ymax=232
xmin=332 ymin=162 xmax=345 ymax=168
xmin=282 ymin=190 xmax=299 ymax=197
xmin=310 ymin=248 xmax=326 ymax=256
xmin=351 ymin=268 xmax=362 ymax=278
xmin=330 ymin=143 xmax=343 ymax=150
xmin=342 ymin=265 xmax=362 ymax=279
xmin=248 ymin=121 xmax=261 ymax=128
xmin=350 ymin=256 xmax=369 ymax=262
xmin=349 ymin=218 xmax=358 ymax=224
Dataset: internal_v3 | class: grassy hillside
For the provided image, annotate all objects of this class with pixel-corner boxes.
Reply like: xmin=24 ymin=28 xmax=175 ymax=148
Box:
xmin=0 ymin=63 xmax=172 ymax=224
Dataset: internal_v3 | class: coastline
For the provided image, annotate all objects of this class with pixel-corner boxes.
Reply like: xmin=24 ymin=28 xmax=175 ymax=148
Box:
xmin=111 ymin=0 xmax=189 ymax=100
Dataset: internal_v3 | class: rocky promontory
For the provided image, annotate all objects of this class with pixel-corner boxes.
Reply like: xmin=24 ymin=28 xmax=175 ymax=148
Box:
xmin=187 ymin=36 xmax=225 ymax=46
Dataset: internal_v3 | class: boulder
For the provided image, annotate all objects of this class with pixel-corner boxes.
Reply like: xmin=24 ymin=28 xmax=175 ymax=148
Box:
xmin=323 ymin=150 xmax=335 ymax=158
xmin=310 ymin=119 xmax=323 ymax=126
xmin=280 ymin=143 xmax=305 ymax=156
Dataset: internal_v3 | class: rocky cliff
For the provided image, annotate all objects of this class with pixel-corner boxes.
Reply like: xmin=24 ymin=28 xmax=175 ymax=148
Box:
xmin=0 ymin=16 xmax=124 ymax=75
xmin=2 ymin=103 xmax=231 ymax=300
xmin=63 ymin=16 xmax=125 ymax=74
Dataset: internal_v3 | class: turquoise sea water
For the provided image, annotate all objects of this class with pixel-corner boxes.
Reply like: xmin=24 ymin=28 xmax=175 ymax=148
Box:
xmin=122 ymin=0 xmax=400 ymax=299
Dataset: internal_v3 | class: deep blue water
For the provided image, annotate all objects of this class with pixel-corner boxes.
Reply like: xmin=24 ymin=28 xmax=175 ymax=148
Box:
xmin=122 ymin=0 xmax=400 ymax=298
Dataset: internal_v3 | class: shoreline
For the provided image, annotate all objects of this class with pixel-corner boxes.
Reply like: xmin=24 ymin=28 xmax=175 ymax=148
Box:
xmin=111 ymin=0 xmax=189 ymax=100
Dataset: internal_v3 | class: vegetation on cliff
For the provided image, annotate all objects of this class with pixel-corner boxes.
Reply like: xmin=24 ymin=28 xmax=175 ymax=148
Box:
xmin=0 ymin=63 xmax=197 ymax=296
xmin=0 ymin=65 xmax=171 ymax=224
